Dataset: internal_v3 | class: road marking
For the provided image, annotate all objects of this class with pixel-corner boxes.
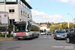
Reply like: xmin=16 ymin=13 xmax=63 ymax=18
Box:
xmin=49 ymin=37 xmax=51 ymax=38
xmin=44 ymin=37 xmax=47 ymax=38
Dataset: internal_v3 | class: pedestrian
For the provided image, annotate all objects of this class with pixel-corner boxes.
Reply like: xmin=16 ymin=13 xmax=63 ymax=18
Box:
xmin=8 ymin=28 xmax=11 ymax=38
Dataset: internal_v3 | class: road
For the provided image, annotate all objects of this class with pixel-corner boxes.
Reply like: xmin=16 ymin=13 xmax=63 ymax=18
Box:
xmin=0 ymin=35 xmax=75 ymax=50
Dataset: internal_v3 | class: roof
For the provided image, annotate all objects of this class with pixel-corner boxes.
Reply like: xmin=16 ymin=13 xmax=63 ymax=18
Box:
xmin=32 ymin=21 xmax=35 ymax=23
xmin=21 ymin=0 xmax=32 ymax=9
xmin=40 ymin=24 xmax=47 ymax=27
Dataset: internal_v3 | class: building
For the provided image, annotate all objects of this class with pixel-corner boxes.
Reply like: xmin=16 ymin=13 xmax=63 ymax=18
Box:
xmin=40 ymin=24 xmax=47 ymax=30
xmin=0 ymin=0 xmax=32 ymax=25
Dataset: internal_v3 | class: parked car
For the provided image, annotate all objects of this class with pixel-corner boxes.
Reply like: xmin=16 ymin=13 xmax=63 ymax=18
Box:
xmin=47 ymin=31 xmax=51 ymax=35
xmin=54 ymin=30 xmax=67 ymax=40
xmin=66 ymin=29 xmax=75 ymax=43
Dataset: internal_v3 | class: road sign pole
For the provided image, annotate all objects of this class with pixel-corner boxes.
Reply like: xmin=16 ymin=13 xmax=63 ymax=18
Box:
xmin=5 ymin=26 xmax=7 ymax=38
xmin=4 ymin=0 xmax=7 ymax=38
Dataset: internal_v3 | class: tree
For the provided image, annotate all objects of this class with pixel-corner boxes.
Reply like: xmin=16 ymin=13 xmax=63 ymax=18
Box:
xmin=62 ymin=22 xmax=68 ymax=30
xmin=50 ymin=25 xmax=60 ymax=34
xmin=30 ymin=25 xmax=40 ymax=31
xmin=69 ymin=22 xmax=74 ymax=29
xmin=46 ymin=22 xmax=52 ymax=28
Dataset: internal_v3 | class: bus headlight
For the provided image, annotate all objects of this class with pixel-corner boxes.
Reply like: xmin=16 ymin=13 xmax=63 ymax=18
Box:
xmin=13 ymin=33 xmax=16 ymax=36
xmin=26 ymin=33 xmax=29 ymax=36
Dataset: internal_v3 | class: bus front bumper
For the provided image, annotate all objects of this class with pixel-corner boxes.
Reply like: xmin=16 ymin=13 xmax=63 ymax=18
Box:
xmin=13 ymin=35 xmax=32 ymax=39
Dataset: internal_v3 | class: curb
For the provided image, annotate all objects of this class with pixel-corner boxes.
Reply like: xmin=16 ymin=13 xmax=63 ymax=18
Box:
xmin=0 ymin=39 xmax=16 ymax=41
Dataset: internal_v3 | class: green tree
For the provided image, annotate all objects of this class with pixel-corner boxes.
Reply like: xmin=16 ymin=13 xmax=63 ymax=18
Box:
xmin=46 ymin=22 xmax=52 ymax=28
xmin=50 ymin=25 xmax=60 ymax=34
xmin=62 ymin=22 xmax=68 ymax=30
xmin=30 ymin=25 xmax=40 ymax=31
xmin=69 ymin=22 xmax=74 ymax=29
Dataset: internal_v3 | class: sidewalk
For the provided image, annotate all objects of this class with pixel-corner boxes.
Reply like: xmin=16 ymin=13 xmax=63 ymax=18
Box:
xmin=0 ymin=37 xmax=14 ymax=41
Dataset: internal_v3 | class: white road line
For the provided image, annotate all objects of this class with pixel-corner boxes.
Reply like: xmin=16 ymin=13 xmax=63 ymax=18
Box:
xmin=44 ymin=37 xmax=47 ymax=38
xmin=56 ymin=41 xmax=65 ymax=44
xmin=49 ymin=37 xmax=51 ymax=38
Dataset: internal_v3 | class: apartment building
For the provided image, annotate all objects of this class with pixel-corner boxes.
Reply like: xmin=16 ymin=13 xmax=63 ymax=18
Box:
xmin=0 ymin=0 xmax=32 ymax=24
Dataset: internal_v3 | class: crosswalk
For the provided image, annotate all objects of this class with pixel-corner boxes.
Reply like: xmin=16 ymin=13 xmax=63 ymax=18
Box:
xmin=39 ymin=35 xmax=52 ymax=38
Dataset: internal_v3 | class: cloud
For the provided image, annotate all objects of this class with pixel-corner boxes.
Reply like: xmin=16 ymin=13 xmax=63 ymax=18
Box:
xmin=57 ymin=0 xmax=75 ymax=5
xmin=57 ymin=0 xmax=70 ymax=2
xmin=32 ymin=10 xmax=63 ymax=23
xmin=26 ymin=0 xmax=30 ymax=1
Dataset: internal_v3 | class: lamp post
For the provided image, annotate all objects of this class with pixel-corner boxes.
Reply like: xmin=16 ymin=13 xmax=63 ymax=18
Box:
xmin=68 ymin=13 xmax=74 ymax=29
xmin=4 ymin=0 xmax=7 ymax=38
xmin=4 ymin=0 xmax=6 ymax=12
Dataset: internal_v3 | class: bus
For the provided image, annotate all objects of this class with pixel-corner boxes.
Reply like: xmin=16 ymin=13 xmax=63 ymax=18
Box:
xmin=13 ymin=21 xmax=39 ymax=40
xmin=40 ymin=29 xmax=46 ymax=35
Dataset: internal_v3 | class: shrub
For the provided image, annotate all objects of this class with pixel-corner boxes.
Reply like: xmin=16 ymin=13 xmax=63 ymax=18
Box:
xmin=1 ymin=33 xmax=13 ymax=37
xmin=0 ymin=32 xmax=2 ymax=37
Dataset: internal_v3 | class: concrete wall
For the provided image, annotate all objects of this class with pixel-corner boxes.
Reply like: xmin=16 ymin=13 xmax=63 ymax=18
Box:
xmin=18 ymin=3 xmax=32 ymax=21
xmin=0 ymin=4 xmax=19 ymax=21
xmin=0 ymin=4 xmax=32 ymax=21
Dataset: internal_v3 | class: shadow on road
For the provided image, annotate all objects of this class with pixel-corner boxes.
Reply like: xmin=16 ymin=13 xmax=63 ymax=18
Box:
xmin=14 ymin=37 xmax=39 ymax=41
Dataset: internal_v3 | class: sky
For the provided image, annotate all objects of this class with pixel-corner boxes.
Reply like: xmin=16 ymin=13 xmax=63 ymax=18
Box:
xmin=26 ymin=0 xmax=75 ymax=23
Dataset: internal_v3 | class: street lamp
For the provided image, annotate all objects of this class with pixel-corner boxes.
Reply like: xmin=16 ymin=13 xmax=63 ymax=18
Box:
xmin=4 ymin=0 xmax=6 ymax=12
xmin=68 ymin=13 xmax=74 ymax=23
xmin=68 ymin=13 xmax=74 ymax=29
xmin=4 ymin=0 xmax=7 ymax=38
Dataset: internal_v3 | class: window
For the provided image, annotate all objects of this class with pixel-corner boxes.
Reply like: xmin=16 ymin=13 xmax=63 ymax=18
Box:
xmin=9 ymin=9 xmax=15 ymax=13
xmin=70 ymin=29 xmax=75 ymax=33
xmin=0 ymin=0 xmax=4 ymax=2
xmin=56 ymin=30 xmax=65 ymax=33
xmin=10 ymin=19 xmax=15 ymax=25
xmin=15 ymin=25 xmax=26 ymax=32
xmin=28 ymin=14 xmax=29 ymax=18
xmin=6 ymin=0 xmax=16 ymax=2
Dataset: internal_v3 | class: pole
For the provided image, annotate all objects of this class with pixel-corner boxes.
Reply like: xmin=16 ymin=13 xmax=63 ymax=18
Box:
xmin=68 ymin=13 xmax=74 ymax=29
xmin=4 ymin=0 xmax=6 ymax=12
xmin=4 ymin=0 xmax=7 ymax=38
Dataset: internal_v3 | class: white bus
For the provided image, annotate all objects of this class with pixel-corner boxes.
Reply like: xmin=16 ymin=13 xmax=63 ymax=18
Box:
xmin=13 ymin=21 xmax=39 ymax=40
xmin=40 ymin=29 xmax=46 ymax=35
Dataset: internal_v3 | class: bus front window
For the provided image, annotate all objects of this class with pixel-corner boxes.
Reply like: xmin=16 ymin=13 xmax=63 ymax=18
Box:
xmin=15 ymin=24 xmax=26 ymax=32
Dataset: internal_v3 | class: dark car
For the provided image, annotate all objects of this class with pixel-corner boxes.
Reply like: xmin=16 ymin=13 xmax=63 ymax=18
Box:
xmin=54 ymin=30 xmax=67 ymax=40
xmin=66 ymin=29 xmax=75 ymax=43
xmin=47 ymin=31 xmax=51 ymax=35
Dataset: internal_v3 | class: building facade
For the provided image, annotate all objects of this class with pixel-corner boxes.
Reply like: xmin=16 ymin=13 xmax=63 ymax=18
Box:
xmin=0 ymin=0 xmax=32 ymax=24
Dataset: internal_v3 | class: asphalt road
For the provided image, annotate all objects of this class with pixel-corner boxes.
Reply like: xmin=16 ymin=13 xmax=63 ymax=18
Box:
xmin=0 ymin=35 xmax=75 ymax=50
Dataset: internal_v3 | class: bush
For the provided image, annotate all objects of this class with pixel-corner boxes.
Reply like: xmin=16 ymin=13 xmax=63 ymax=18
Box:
xmin=1 ymin=34 xmax=5 ymax=37
xmin=1 ymin=33 xmax=13 ymax=37
xmin=8 ymin=25 xmax=13 ymax=31
xmin=0 ymin=32 xmax=2 ymax=37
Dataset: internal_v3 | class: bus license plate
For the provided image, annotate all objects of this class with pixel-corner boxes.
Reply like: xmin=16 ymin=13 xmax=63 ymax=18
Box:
xmin=19 ymin=37 xmax=23 ymax=38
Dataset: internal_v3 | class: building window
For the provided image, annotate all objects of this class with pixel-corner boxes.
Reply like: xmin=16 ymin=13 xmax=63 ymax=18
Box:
xmin=28 ymin=15 xmax=29 ymax=18
xmin=10 ymin=19 xmax=15 ymax=25
xmin=6 ymin=0 xmax=16 ymax=2
xmin=9 ymin=9 xmax=15 ymax=13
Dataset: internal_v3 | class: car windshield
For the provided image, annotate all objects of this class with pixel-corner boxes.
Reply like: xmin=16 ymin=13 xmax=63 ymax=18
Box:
xmin=56 ymin=30 xmax=65 ymax=33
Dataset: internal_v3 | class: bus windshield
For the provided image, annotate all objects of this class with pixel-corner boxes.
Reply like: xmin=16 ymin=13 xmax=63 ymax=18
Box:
xmin=40 ymin=30 xmax=46 ymax=33
xmin=15 ymin=24 xmax=26 ymax=32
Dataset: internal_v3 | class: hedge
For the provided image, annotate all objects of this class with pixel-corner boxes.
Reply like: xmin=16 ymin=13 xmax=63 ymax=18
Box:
xmin=0 ymin=32 xmax=13 ymax=37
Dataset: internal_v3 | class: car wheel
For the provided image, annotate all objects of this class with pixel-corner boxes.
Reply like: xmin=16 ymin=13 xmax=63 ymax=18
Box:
xmin=54 ymin=37 xmax=55 ymax=39
xmin=66 ymin=38 xmax=71 ymax=43
xmin=55 ymin=38 xmax=57 ymax=40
